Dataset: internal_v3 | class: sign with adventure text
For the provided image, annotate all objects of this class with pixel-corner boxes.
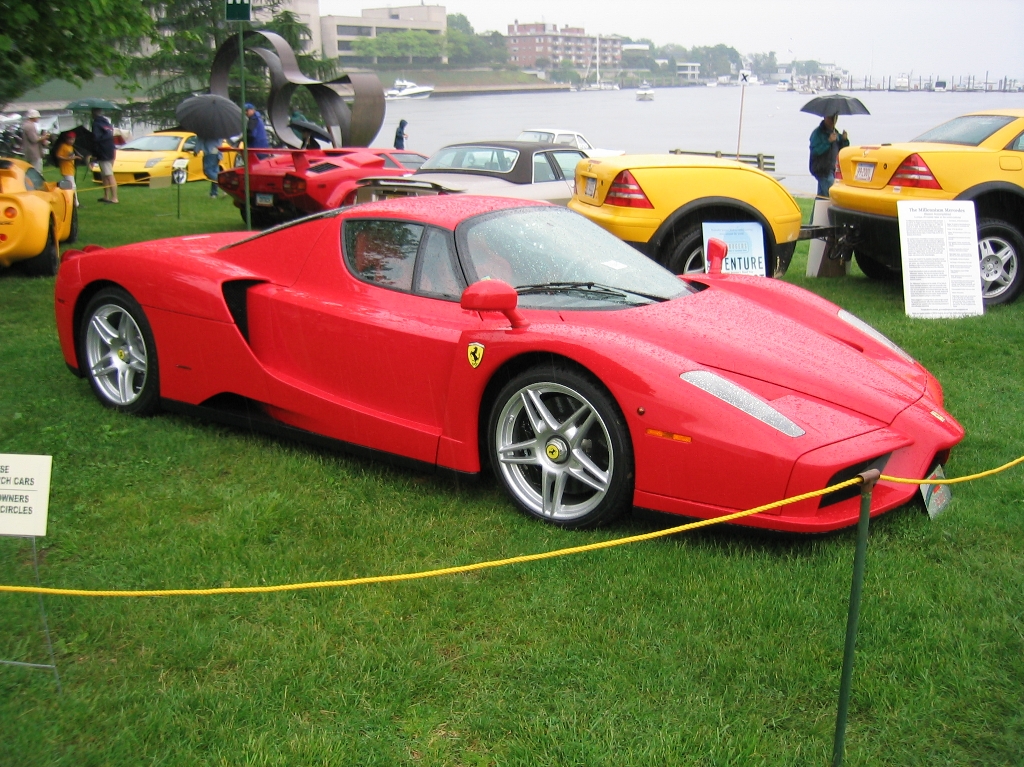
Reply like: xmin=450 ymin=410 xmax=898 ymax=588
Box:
xmin=898 ymin=201 xmax=984 ymax=319
xmin=701 ymin=222 xmax=767 ymax=276
xmin=0 ymin=455 xmax=52 ymax=537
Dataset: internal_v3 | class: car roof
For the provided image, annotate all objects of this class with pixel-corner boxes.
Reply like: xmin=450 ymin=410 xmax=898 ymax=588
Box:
xmin=964 ymin=109 xmax=1024 ymax=118
xmin=521 ymin=128 xmax=582 ymax=135
xmin=438 ymin=140 xmax=572 ymax=153
xmin=342 ymin=194 xmax=549 ymax=228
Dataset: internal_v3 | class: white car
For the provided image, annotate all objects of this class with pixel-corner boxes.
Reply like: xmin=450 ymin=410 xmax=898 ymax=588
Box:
xmin=516 ymin=128 xmax=624 ymax=158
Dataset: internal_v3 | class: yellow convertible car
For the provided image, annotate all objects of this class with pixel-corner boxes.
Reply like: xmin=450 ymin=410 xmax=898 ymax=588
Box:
xmin=0 ymin=158 xmax=77 ymax=276
xmin=568 ymin=154 xmax=803 ymax=276
xmin=829 ymin=109 xmax=1024 ymax=304
xmin=90 ymin=130 xmax=234 ymax=186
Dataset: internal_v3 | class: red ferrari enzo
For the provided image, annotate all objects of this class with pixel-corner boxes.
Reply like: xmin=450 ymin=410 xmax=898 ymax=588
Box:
xmin=55 ymin=196 xmax=963 ymax=532
xmin=218 ymin=147 xmax=427 ymax=228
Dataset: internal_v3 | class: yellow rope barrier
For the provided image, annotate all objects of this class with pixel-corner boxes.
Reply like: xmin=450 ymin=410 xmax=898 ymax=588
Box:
xmin=1 ymin=455 xmax=1020 ymax=599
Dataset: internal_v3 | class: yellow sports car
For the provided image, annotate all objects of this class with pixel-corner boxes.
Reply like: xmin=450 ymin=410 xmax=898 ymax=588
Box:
xmin=829 ymin=109 xmax=1024 ymax=304
xmin=90 ymin=130 xmax=234 ymax=186
xmin=568 ymin=154 xmax=803 ymax=276
xmin=0 ymin=158 xmax=77 ymax=276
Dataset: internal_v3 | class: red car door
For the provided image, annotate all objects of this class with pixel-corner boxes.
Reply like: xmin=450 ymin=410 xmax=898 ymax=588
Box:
xmin=251 ymin=219 xmax=480 ymax=464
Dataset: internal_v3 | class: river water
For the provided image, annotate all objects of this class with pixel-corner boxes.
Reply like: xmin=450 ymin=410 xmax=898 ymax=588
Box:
xmin=374 ymin=87 xmax=1023 ymax=196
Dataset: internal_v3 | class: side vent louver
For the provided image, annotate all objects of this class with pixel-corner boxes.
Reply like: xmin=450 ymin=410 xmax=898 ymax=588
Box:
xmin=221 ymin=280 xmax=264 ymax=342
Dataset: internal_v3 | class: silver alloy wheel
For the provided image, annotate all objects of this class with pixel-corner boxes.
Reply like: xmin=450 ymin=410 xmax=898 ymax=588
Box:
xmin=979 ymin=234 xmax=1018 ymax=300
xmin=494 ymin=381 xmax=614 ymax=521
xmin=84 ymin=303 xmax=149 ymax=406
xmin=680 ymin=245 xmax=705 ymax=274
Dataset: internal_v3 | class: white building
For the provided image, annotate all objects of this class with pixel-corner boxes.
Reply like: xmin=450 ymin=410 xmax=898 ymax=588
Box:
xmin=319 ymin=5 xmax=447 ymax=64
xmin=677 ymin=62 xmax=700 ymax=82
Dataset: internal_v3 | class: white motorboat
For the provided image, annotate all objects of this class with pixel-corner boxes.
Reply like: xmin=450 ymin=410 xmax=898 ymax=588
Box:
xmin=385 ymin=79 xmax=435 ymax=100
xmin=636 ymin=81 xmax=654 ymax=101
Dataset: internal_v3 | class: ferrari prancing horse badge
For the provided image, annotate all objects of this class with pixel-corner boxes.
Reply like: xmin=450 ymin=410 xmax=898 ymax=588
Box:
xmin=467 ymin=342 xmax=485 ymax=368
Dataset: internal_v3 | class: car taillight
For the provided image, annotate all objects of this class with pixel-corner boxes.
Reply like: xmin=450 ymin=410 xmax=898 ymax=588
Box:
xmin=834 ymin=159 xmax=843 ymax=180
xmin=282 ymin=175 xmax=306 ymax=195
xmin=219 ymin=171 xmax=239 ymax=190
xmin=605 ymin=170 xmax=654 ymax=208
xmin=3 ymin=207 xmax=16 ymax=219
xmin=889 ymin=154 xmax=941 ymax=189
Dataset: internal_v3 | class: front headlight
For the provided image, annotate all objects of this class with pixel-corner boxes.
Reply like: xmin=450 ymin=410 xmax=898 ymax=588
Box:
xmin=837 ymin=309 xmax=915 ymax=363
xmin=144 ymin=157 xmax=166 ymax=168
xmin=681 ymin=370 xmax=805 ymax=437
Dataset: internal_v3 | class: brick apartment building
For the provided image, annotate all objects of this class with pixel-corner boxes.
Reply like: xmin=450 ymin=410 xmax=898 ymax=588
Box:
xmin=506 ymin=22 xmax=622 ymax=70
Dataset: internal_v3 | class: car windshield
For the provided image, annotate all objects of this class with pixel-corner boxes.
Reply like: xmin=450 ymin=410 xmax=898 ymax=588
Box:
xmin=911 ymin=115 xmax=1016 ymax=146
xmin=121 ymin=135 xmax=182 ymax=151
xmin=517 ymin=131 xmax=554 ymax=143
xmin=420 ymin=146 xmax=519 ymax=173
xmin=456 ymin=207 xmax=691 ymax=309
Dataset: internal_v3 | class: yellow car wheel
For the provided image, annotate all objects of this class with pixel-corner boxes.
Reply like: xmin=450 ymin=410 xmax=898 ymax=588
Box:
xmin=977 ymin=218 xmax=1024 ymax=305
xmin=664 ymin=224 xmax=708 ymax=275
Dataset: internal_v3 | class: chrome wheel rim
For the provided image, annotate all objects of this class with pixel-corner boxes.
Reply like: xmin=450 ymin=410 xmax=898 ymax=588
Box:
xmin=979 ymin=235 xmax=1018 ymax=300
xmin=495 ymin=382 xmax=613 ymax=521
xmin=85 ymin=303 xmax=148 ymax=405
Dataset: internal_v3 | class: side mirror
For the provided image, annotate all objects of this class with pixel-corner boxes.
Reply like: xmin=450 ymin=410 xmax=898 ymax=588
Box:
xmin=57 ymin=179 xmax=74 ymax=190
xmin=706 ymin=237 xmax=728 ymax=275
xmin=460 ymin=280 xmax=529 ymax=329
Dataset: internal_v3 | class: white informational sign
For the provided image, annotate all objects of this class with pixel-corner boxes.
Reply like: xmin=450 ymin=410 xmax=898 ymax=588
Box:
xmin=897 ymin=201 xmax=984 ymax=318
xmin=702 ymin=222 xmax=766 ymax=276
xmin=0 ymin=454 xmax=52 ymax=537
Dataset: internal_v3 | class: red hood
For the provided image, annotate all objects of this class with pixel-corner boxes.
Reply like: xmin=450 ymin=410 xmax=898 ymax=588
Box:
xmin=579 ymin=288 xmax=923 ymax=425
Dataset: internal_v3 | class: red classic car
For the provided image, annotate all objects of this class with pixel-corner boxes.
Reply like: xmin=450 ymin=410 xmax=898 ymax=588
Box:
xmin=218 ymin=147 xmax=427 ymax=227
xmin=54 ymin=196 xmax=963 ymax=532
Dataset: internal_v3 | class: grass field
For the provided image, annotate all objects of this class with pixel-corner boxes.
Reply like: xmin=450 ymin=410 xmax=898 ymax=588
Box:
xmin=1 ymin=180 xmax=1022 ymax=766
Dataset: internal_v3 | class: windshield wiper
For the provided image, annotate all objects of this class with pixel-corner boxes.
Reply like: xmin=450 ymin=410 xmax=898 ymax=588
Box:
xmin=515 ymin=281 xmax=667 ymax=303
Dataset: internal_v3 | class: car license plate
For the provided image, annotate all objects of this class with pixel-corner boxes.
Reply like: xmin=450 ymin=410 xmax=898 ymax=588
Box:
xmin=854 ymin=162 xmax=875 ymax=182
xmin=584 ymin=177 xmax=596 ymax=198
xmin=255 ymin=193 xmax=274 ymax=206
xmin=920 ymin=464 xmax=952 ymax=519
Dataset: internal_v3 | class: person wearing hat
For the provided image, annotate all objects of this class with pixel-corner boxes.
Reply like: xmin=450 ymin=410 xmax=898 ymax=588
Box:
xmin=808 ymin=113 xmax=849 ymax=197
xmin=21 ymin=109 xmax=50 ymax=174
xmin=56 ymin=131 xmax=81 ymax=205
xmin=244 ymin=103 xmax=269 ymax=150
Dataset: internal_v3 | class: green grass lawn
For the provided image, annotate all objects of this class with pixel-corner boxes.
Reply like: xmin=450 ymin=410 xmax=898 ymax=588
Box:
xmin=1 ymin=186 xmax=1022 ymax=766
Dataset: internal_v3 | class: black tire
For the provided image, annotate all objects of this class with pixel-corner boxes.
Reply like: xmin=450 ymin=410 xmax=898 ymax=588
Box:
xmin=977 ymin=218 xmax=1024 ymax=305
xmin=854 ymin=250 xmax=899 ymax=281
xmin=65 ymin=205 xmax=79 ymax=245
xmin=78 ymin=288 xmax=160 ymax=415
xmin=487 ymin=365 xmax=633 ymax=529
xmin=20 ymin=220 xmax=59 ymax=277
xmin=240 ymin=206 xmax=276 ymax=229
xmin=663 ymin=224 xmax=706 ymax=275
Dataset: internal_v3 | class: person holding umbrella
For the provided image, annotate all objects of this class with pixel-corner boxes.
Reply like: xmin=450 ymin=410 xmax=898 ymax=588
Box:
xmin=808 ymin=114 xmax=849 ymax=197
xmin=92 ymin=108 xmax=118 ymax=203
xmin=801 ymin=94 xmax=869 ymax=197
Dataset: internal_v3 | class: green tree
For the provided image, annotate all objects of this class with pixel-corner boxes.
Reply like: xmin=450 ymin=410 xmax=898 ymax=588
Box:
xmin=0 ymin=0 xmax=152 ymax=108
xmin=689 ymin=44 xmax=741 ymax=78
xmin=351 ymin=30 xmax=443 ymax=64
xmin=446 ymin=13 xmax=474 ymax=35
xmin=749 ymin=51 xmax=778 ymax=77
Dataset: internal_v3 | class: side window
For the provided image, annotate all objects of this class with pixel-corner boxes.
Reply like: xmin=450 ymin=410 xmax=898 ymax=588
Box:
xmin=533 ymin=154 xmax=558 ymax=183
xmin=550 ymin=151 xmax=585 ymax=180
xmin=554 ymin=134 xmax=576 ymax=146
xmin=577 ymin=136 xmax=593 ymax=150
xmin=1009 ymin=132 xmax=1024 ymax=151
xmin=182 ymin=136 xmax=197 ymax=153
xmin=380 ymin=154 xmax=400 ymax=169
xmin=343 ymin=220 xmax=424 ymax=291
xmin=414 ymin=228 xmax=463 ymax=300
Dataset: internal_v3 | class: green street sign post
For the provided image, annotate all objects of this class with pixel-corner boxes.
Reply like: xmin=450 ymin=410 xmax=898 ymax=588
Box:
xmin=225 ymin=0 xmax=250 ymax=22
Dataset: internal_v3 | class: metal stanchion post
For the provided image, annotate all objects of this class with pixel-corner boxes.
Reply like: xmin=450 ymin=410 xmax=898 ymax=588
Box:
xmin=832 ymin=468 xmax=880 ymax=766
xmin=239 ymin=23 xmax=251 ymax=231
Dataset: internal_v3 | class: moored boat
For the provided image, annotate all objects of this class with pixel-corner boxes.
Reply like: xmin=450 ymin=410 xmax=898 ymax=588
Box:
xmin=385 ymin=79 xmax=434 ymax=100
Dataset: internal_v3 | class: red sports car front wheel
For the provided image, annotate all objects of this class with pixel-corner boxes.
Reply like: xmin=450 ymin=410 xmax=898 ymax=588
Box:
xmin=488 ymin=366 xmax=634 ymax=529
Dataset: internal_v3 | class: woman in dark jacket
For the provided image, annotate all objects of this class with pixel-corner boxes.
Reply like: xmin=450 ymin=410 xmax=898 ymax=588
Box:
xmin=394 ymin=119 xmax=408 ymax=150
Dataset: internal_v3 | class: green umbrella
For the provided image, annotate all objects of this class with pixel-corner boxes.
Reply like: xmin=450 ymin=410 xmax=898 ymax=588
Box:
xmin=65 ymin=98 xmax=120 ymax=111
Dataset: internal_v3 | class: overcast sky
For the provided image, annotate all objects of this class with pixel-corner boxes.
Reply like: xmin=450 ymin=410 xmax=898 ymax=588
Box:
xmin=318 ymin=0 xmax=1024 ymax=80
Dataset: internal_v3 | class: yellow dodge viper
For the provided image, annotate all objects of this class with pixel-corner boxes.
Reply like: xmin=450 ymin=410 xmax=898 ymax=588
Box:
xmin=90 ymin=130 xmax=235 ymax=186
xmin=568 ymin=154 xmax=803 ymax=276
xmin=0 ymin=158 xmax=77 ymax=276
xmin=829 ymin=109 xmax=1024 ymax=304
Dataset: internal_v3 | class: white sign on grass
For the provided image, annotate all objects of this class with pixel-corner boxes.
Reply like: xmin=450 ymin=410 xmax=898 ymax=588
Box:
xmin=0 ymin=454 xmax=52 ymax=537
xmin=701 ymin=222 xmax=766 ymax=276
xmin=897 ymin=201 xmax=984 ymax=318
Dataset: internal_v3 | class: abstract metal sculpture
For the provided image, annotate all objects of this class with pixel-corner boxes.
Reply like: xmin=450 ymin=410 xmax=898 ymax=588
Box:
xmin=210 ymin=31 xmax=385 ymax=148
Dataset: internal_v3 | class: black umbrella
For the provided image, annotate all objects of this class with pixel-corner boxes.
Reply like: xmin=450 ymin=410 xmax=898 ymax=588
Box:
xmin=289 ymin=119 xmax=332 ymax=147
xmin=175 ymin=94 xmax=242 ymax=139
xmin=800 ymin=94 xmax=870 ymax=117
xmin=66 ymin=98 xmax=120 ymax=111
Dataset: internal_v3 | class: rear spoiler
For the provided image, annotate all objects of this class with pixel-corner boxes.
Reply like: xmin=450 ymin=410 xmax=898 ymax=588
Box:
xmin=353 ymin=176 xmax=465 ymax=204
